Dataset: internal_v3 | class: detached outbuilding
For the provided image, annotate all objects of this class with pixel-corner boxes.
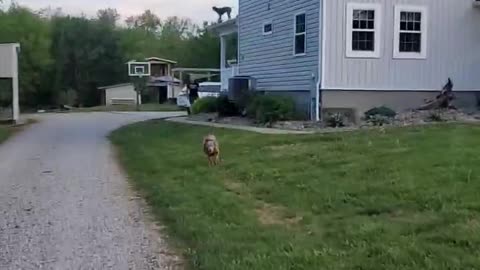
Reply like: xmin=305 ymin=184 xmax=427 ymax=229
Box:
xmin=0 ymin=43 xmax=20 ymax=123
xmin=98 ymin=83 xmax=140 ymax=106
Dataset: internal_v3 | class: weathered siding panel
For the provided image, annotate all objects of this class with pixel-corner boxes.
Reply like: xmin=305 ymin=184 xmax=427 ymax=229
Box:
xmin=0 ymin=45 xmax=14 ymax=78
xmin=238 ymin=0 xmax=320 ymax=92
xmin=324 ymin=0 xmax=480 ymax=90
xmin=105 ymin=85 xmax=138 ymax=105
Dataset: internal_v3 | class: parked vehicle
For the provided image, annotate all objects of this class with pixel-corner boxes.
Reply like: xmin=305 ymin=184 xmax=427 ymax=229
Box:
xmin=177 ymin=82 xmax=223 ymax=108
xmin=198 ymin=82 xmax=222 ymax=98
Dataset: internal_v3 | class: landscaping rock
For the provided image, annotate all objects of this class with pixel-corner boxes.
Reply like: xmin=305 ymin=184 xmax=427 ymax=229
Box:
xmin=272 ymin=121 xmax=307 ymax=131
xmin=186 ymin=109 xmax=480 ymax=134
xmin=393 ymin=109 xmax=480 ymax=126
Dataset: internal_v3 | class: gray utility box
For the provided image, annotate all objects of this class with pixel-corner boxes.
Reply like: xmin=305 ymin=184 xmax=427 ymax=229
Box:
xmin=228 ymin=76 xmax=257 ymax=101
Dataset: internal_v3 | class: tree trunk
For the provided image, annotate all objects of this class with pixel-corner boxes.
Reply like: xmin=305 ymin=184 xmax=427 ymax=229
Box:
xmin=418 ymin=78 xmax=455 ymax=110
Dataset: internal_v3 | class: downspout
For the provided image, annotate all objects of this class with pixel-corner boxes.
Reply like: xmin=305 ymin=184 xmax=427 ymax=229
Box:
xmin=317 ymin=0 xmax=327 ymax=122
xmin=316 ymin=80 xmax=320 ymax=122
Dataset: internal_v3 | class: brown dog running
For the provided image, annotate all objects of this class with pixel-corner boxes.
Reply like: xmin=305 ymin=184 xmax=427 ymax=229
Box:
xmin=203 ymin=134 xmax=220 ymax=166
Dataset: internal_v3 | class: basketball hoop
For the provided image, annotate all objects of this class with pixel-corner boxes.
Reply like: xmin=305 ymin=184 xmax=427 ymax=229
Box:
xmin=127 ymin=61 xmax=151 ymax=111
xmin=128 ymin=61 xmax=151 ymax=78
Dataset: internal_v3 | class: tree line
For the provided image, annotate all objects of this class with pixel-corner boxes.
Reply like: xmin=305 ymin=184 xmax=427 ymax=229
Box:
xmin=0 ymin=4 xmax=229 ymax=108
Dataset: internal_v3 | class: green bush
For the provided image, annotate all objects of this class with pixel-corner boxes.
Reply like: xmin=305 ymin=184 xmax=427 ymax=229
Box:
xmin=365 ymin=106 xmax=397 ymax=119
xmin=216 ymin=95 xmax=240 ymax=116
xmin=367 ymin=115 xmax=391 ymax=126
xmin=326 ymin=113 xmax=346 ymax=128
xmin=191 ymin=97 xmax=218 ymax=114
xmin=247 ymin=95 xmax=295 ymax=124
xmin=364 ymin=106 xmax=396 ymax=126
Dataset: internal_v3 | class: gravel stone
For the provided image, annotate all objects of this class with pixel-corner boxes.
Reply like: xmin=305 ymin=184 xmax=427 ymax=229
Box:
xmin=0 ymin=112 xmax=185 ymax=270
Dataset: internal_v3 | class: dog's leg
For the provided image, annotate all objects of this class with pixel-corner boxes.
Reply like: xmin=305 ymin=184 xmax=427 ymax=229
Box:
xmin=227 ymin=10 xmax=231 ymax=19
xmin=208 ymin=157 xmax=212 ymax=166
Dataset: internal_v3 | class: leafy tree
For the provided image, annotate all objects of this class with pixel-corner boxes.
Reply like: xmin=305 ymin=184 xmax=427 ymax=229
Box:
xmin=0 ymin=4 xmax=228 ymax=108
xmin=0 ymin=5 xmax=53 ymax=106
xmin=97 ymin=8 xmax=119 ymax=27
xmin=50 ymin=16 xmax=126 ymax=106
xmin=126 ymin=10 xmax=161 ymax=33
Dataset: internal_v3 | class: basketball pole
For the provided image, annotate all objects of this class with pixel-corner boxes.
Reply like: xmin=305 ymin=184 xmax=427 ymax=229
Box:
xmin=128 ymin=61 xmax=150 ymax=111
xmin=136 ymin=76 xmax=141 ymax=111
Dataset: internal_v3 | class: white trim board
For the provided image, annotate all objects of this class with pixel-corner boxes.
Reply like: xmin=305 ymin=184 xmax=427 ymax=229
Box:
xmin=322 ymin=87 xmax=480 ymax=92
xmin=320 ymin=0 xmax=327 ymax=88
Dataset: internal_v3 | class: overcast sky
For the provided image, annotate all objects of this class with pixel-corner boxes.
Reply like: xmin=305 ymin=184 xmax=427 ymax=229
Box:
xmin=4 ymin=0 xmax=238 ymax=24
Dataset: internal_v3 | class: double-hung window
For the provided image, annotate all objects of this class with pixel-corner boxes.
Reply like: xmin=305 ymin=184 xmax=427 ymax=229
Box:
xmin=346 ymin=3 xmax=382 ymax=58
xmin=294 ymin=13 xmax=306 ymax=56
xmin=394 ymin=6 xmax=428 ymax=59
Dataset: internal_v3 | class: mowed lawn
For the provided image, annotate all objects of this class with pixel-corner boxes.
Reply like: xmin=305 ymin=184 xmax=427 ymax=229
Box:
xmin=0 ymin=125 xmax=13 ymax=143
xmin=110 ymin=121 xmax=480 ymax=270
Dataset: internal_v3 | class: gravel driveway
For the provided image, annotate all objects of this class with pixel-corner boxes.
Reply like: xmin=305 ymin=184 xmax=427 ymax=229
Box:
xmin=0 ymin=112 xmax=185 ymax=270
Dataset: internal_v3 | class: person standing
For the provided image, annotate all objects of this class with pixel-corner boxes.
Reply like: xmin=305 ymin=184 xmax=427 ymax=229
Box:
xmin=187 ymin=80 xmax=200 ymax=114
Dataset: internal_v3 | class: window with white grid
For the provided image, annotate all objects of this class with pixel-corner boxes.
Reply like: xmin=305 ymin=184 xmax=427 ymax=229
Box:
xmin=394 ymin=6 xmax=428 ymax=59
xmin=346 ymin=3 xmax=382 ymax=58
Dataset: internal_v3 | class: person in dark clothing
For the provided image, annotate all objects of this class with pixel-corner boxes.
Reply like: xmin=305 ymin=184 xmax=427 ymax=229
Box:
xmin=187 ymin=80 xmax=200 ymax=114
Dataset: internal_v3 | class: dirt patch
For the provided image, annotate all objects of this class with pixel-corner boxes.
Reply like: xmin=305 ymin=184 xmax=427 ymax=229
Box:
xmin=222 ymin=178 xmax=303 ymax=229
xmin=265 ymin=143 xmax=311 ymax=158
xmin=266 ymin=144 xmax=299 ymax=151
xmin=255 ymin=202 xmax=303 ymax=228
xmin=224 ymin=180 xmax=246 ymax=196
xmin=462 ymin=218 xmax=480 ymax=231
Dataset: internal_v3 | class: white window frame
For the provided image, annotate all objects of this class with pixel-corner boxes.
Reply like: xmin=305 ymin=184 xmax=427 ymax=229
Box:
xmin=293 ymin=12 xmax=307 ymax=56
xmin=393 ymin=5 xmax=428 ymax=59
xmin=263 ymin=21 xmax=273 ymax=35
xmin=345 ymin=3 xmax=382 ymax=58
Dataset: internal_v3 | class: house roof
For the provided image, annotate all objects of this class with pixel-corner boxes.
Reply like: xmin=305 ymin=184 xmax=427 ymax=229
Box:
xmin=171 ymin=68 xmax=220 ymax=73
xmin=207 ymin=18 xmax=238 ymax=35
xmin=145 ymin=57 xmax=177 ymax=64
xmin=98 ymin=83 xmax=133 ymax=90
xmin=150 ymin=75 xmax=182 ymax=83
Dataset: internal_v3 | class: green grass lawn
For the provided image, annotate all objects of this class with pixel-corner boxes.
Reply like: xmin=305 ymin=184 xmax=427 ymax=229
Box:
xmin=74 ymin=103 xmax=182 ymax=112
xmin=110 ymin=121 xmax=480 ymax=270
xmin=0 ymin=125 xmax=11 ymax=143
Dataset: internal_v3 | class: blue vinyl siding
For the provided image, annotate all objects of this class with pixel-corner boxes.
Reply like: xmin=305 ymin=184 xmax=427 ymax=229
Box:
xmin=238 ymin=0 xmax=320 ymax=93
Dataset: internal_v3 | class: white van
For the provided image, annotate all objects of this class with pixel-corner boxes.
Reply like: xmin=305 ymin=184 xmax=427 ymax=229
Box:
xmin=176 ymin=82 xmax=223 ymax=108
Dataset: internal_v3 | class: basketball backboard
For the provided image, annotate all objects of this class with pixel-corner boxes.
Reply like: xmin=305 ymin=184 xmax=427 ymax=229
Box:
xmin=128 ymin=61 xmax=151 ymax=77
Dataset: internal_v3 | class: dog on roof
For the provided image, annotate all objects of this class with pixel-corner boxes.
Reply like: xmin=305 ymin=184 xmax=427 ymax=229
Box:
xmin=203 ymin=134 xmax=220 ymax=166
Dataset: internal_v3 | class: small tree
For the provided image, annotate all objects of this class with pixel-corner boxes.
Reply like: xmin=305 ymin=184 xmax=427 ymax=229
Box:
xmin=131 ymin=77 xmax=147 ymax=111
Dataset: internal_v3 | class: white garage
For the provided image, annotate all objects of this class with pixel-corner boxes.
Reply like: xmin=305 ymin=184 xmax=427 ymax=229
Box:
xmin=0 ymin=43 xmax=20 ymax=123
xmin=98 ymin=83 xmax=140 ymax=106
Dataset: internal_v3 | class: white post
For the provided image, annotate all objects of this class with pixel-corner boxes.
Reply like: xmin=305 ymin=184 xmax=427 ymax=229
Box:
xmin=12 ymin=45 xmax=20 ymax=123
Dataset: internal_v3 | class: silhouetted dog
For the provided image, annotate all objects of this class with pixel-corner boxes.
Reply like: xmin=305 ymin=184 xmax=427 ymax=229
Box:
xmin=212 ymin=6 xmax=232 ymax=23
